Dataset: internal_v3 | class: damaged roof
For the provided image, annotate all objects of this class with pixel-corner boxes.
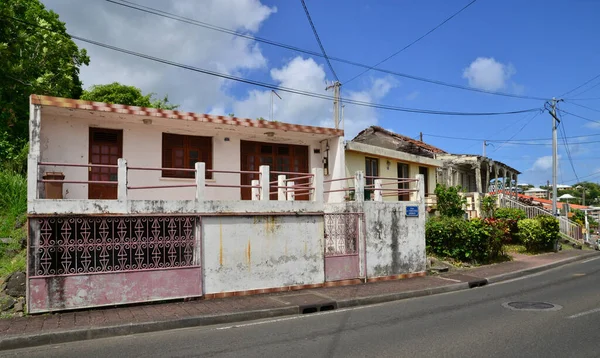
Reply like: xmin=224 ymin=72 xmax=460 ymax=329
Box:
xmin=352 ymin=126 xmax=447 ymax=158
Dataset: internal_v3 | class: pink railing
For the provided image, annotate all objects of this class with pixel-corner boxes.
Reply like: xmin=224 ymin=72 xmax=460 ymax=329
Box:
xmin=38 ymin=162 xmax=118 ymax=186
xmin=323 ymin=176 xmax=354 ymax=194
xmin=268 ymin=171 xmax=316 ymax=198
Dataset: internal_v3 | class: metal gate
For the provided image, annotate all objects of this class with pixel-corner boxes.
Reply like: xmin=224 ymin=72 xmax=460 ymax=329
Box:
xmin=324 ymin=213 xmax=364 ymax=282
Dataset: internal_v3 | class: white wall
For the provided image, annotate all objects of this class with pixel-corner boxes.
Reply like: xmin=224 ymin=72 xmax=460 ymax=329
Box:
xmin=38 ymin=114 xmax=333 ymax=201
xmin=202 ymin=215 xmax=325 ymax=294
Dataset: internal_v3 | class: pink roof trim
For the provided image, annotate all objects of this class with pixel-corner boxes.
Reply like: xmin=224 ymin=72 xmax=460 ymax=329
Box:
xmin=31 ymin=95 xmax=344 ymax=137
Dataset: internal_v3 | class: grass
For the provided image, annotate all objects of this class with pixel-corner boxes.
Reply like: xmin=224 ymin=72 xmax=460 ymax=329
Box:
xmin=0 ymin=169 xmax=27 ymax=280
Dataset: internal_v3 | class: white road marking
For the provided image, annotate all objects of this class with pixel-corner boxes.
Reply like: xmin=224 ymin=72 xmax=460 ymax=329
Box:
xmin=215 ymin=304 xmax=386 ymax=331
xmin=568 ymin=307 xmax=600 ymax=319
xmin=437 ymin=277 xmax=462 ymax=283
xmin=581 ymin=257 xmax=600 ymax=264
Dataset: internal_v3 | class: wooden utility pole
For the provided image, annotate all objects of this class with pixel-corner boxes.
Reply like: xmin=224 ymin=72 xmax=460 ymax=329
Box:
xmin=326 ymin=81 xmax=341 ymax=129
xmin=549 ymin=98 xmax=562 ymax=216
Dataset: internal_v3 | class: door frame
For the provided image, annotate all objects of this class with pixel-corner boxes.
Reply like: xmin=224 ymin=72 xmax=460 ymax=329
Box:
xmin=88 ymin=127 xmax=123 ymax=200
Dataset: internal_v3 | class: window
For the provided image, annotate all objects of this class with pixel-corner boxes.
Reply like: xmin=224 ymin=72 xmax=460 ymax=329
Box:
xmin=419 ymin=166 xmax=429 ymax=196
xmin=162 ymin=133 xmax=212 ymax=179
xmin=365 ymin=157 xmax=379 ymax=200
xmin=397 ymin=163 xmax=409 ymax=201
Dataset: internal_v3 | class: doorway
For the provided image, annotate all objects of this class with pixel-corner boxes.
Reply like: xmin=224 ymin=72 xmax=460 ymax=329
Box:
xmin=88 ymin=127 xmax=122 ymax=199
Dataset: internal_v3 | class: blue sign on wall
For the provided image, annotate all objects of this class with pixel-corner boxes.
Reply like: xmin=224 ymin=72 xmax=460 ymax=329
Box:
xmin=406 ymin=206 xmax=419 ymax=217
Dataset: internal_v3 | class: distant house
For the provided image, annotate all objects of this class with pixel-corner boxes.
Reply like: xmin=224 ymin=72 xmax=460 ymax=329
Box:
xmin=524 ymin=187 xmax=548 ymax=199
xmin=436 ymin=154 xmax=521 ymax=218
xmin=345 ymin=126 xmax=444 ymax=207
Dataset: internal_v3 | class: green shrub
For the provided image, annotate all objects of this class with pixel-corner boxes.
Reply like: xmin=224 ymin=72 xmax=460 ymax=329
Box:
xmin=426 ymin=216 xmax=506 ymax=264
xmin=518 ymin=219 xmax=542 ymax=252
xmin=535 ymin=215 xmax=559 ymax=251
xmin=426 ymin=216 xmax=469 ymax=260
xmin=481 ymin=195 xmax=497 ymax=218
xmin=434 ymin=184 xmax=466 ymax=218
xmin=495 ymin=208 xmax=527 ymax=221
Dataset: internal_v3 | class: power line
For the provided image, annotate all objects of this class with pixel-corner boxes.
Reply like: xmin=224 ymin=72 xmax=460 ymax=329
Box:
xmin=570 ymin=80 xmax=600 ymax=99
xmin=4 ymin=14 xmax=542 ymax=117
xmin=557 ymin=109 xmax=600 ymax=125
xmin=557 ymin=110 xmax=579 ymax=182
xmin=566 ymin=97 xmax=600 ymax=101
xmin=423 ymin=131 xmax=600 ymax=143
xmin=103 ymin=0 xmax=548 ymax=101
xmin=299 ymin=0 xmax=338 ymax=82
xmin=344 ymin=0 xmax=478 ymax=85
xmin=564 ymin=101 xmax=600 ymax=114
xmin=460 ymin=111 xmax=536 ymax=153
xmin=561 ymin=73 xmax=600 ymax=98
xmin=491 ymin=111 xmax=542 ymax=152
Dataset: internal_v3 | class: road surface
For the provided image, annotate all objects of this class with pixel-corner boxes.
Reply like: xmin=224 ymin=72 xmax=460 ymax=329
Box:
xmin=3 ymin=256 xmax=600 ymax=358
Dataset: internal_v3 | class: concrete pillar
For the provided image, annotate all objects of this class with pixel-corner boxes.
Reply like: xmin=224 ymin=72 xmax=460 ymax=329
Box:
xmin=259 ymin=165 xmax=270 ymax=201
xmin=286 ymin=181 xmax=295 ymax=201
xmin=374 ymin=179 xmax=383 ymax=202
xmin=118 ymin=158 xmax=128 ymax=202
xmin=354 ymin=170 xmax=365 ymax=202
xmin=251 ymin=180 xmax=260 ymax=200
xmin=485 ymin=164 xmax=490 ymax=193
xmin=195 ymin=162 xmax=205 ymax=202
xmin=494 ymin=166 xmax=499 ymax=193
xmin=417 ymin=174 xmax=425 ymax=203
xmin=474 ymin=163 xmax=482 ymax=194
xmin=277 ymin=175 xmax=286 ymax=201
xmin=27 ymin=154 xmax=39 ymax=203
xmin=311 ymin=168 xmax=324 ymax=203
xmin=513 ymin=173 xmax=518 ymax=198
xmin=29 ymin=102 xmax=41 ymax=157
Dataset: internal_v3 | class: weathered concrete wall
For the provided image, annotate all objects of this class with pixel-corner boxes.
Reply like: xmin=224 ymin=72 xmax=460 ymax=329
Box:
xmin=325 ymin=200 xmax=426 ymax=278
xmin=202 ymin=215 xmax=325 ymax=294
xmin=38 ymin=114 xmax=328 ymax=201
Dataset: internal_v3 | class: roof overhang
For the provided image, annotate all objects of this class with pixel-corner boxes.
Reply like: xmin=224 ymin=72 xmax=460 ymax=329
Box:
xmin=32 ymin=95 xmax=343 ymax=142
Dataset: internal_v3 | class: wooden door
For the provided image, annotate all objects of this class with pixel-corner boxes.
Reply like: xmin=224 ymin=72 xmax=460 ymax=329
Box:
xmin=89 ymin=128 xmax=123 ymax=199
xmin=240 ymin=141 xmax=309 ymax=200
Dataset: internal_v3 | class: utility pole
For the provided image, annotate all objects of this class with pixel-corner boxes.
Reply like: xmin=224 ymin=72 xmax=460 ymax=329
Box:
xmin=419 ymin=132 xmax=423 ymax=142
xmin=547 ymin=180 xmax=551 ymax=200
xmin=483 ymin=140 xmax=486 ymax=157
xmin=326 ymin=81 xmax=341 ymax=129
xmin=549 ymin=98 xmax=562 ymax=216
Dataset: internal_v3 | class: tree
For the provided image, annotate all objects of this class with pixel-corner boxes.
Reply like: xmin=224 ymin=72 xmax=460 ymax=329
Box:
xmin=81 ymin=82 xmax=178 ymax=110
xmin=0 ymin=0 xmax=90 ymax=163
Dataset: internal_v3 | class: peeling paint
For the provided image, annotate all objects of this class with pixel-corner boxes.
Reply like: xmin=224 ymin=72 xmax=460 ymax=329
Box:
xmin=219 ymin=220 xmax=223 ymax=267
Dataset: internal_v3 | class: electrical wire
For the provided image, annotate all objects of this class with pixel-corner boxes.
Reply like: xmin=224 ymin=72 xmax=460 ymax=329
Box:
xmin=561 ymin=73 xmax=600 ymax=98
xmin=557 ymin=109 xmax=579 ymax=182
xmin=344 ymin=0 xmax=478 ymax=85
xmin=423 ymin=132 xmax=600 ymax=143
xmin=567 ymin=80 xmax=600 ymax=99
xmin=4 ymin=14 xmax=542 ymax=117
xmin=299 ymin=0 xmax=338 ymax=82
xmin=491 ymin=111 xmax=542 ymax=152
xmin=564 ymin=101 xmax=600 ymax=114
xmin=103 ymin=0 xmax=548 ymax=101
xmin=557 ymin=109 xmax=600 ymax=125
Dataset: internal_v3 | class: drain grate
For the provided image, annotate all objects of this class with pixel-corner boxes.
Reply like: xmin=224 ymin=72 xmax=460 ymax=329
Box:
xmin=503 ymin=301 xmax=563 ymax=311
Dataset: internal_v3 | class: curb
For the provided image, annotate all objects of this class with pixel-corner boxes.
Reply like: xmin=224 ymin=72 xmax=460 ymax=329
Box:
xmin=485 ymin=251 xmax=600 ymax=284
xmin=1 ymin=251 xmax=598 ymax=351
xmin=0 ymin=306 xmax=298 ymax=351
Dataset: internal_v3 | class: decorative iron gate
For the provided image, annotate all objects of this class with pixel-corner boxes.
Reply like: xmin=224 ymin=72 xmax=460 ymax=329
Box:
xmin=28 ymin=215 xmax=202 ymax=313
xmin=324 ymin=213 xmax=363 ymax=281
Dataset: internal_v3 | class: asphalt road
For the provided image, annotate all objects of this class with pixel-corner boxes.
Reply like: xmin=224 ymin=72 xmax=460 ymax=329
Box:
xmin=4 ymin=256 xmax=600 ymax=358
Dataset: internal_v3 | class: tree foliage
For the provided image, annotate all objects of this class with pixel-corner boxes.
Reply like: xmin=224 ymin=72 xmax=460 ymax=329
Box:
xmin=81 ymin=82 xmax=179 ymax=110
xmin=434 ymin=184 xmax=466 ymax=218
xmin=0 ymin=0 xmax=90 ymax=157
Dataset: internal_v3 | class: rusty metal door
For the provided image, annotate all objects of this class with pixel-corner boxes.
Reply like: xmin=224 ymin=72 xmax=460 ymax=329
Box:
xmin=324 ymin=213 xmax=364 ymax=282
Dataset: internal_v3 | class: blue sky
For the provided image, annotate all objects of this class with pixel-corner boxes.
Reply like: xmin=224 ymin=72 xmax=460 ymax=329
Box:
xmin=43 ymin=0 xmax=600 ymax=186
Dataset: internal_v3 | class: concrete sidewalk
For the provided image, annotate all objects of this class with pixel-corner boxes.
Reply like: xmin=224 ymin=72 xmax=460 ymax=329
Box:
xmin=0 ymin=249 xmax=597 ymax=351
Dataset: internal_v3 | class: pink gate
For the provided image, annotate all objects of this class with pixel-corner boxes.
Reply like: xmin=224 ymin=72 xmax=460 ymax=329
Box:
xmin=324 ymin=213 xmax=363 ymax=282
xmin=27 ymin=215 xmax=203 ymax=313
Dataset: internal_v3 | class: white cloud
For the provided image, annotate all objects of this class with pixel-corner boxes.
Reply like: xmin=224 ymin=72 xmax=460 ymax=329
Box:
xmin=530 ymin=155 xmax=561 ymax=172
xmin=462 ymin=57 xmax=516 ymax=91
xmin=41 ymin=0 xmax=276 ymax=113
xmin=233 ymin=57 xmax=396 ymax=138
